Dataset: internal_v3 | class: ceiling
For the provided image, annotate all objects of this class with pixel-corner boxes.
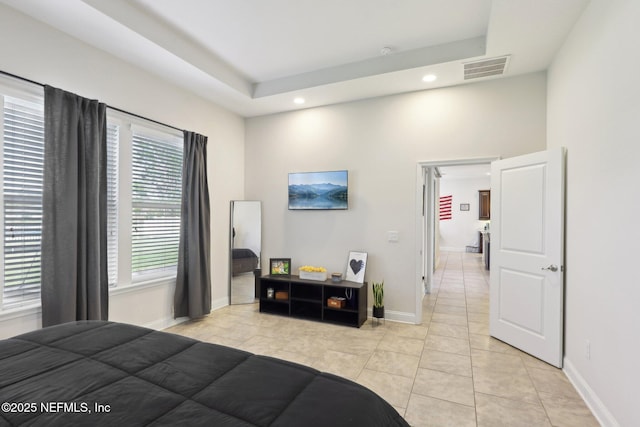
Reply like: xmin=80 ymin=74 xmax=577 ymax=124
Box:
xmin=1 ymin=0 xmax=589 ymax=117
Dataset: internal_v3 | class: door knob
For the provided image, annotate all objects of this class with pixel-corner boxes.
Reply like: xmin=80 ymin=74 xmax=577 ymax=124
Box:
xmin=541 ymin=265 xmax=558 ymax=272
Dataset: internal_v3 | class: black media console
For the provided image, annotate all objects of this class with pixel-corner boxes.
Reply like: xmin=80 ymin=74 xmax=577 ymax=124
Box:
xmin=258 ymin=275 xmax=367 ymax=328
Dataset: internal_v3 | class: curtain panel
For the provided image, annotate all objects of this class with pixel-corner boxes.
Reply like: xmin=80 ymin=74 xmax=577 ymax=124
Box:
xmin=174 ymin=131 xmax=211 ymax=318
xmin=41 ymin=86 xmax=108 ymax=327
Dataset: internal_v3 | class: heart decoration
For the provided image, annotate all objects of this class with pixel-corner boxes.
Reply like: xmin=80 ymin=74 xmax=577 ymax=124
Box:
xmin=350 ymin=259 xmax=364 ymax=275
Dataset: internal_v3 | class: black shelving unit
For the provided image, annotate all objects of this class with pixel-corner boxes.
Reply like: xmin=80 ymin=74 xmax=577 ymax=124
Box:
xmin=258 ymin=275 xmax=367 ymax=328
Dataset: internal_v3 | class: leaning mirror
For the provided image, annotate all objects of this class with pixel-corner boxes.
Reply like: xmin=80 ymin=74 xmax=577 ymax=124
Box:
xmin=229 ymin=201 xmax=261 ymax=304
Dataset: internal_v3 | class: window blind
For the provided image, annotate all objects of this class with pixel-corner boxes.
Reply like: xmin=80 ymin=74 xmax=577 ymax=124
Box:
xmin=106 ymin=123 xmax=118 ymax=286
xmin=131 ymin=131 xmax=182 ymax=277
xmin=2 ymin=96 xmax=44 ymax=307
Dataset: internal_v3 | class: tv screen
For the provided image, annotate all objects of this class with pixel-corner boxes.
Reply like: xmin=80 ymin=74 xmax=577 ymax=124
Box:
xmin=288 ymin=170 xmax=348 ymax=210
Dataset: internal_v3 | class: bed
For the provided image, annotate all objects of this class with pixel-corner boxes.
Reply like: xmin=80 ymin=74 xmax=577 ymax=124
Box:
xmin=0 ymin=321 xmax=409 ymax=426
xmin=232 ymin=248 xmax=259 ymax=276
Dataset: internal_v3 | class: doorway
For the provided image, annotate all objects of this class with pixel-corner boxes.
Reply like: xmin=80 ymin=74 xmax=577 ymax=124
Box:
xmin=416 ymin=157 xmax=498 ymax=322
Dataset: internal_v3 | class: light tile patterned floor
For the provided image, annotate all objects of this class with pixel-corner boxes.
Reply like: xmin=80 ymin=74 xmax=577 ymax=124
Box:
xmin=165 ymin=252 xmax=599 ymax=426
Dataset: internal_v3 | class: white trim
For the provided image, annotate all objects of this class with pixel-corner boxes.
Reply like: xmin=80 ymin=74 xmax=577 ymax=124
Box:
xmin=212 ymin=296 xmax=229 ymax=312
xmin=131 ymin=268 xmax=178 ymax=285
xmin=107 ymin=107 xmax=182 ymax=140
xmin=144 ymin=316 xmax=186 ymax=331
xmin=0 ymin=303 xmax=41 ymax=322
xmin=131 ymin=121 xmax=182 ymax=141
xmin=563 ymin=357 xmax=619 ymax=427
xmin=0 ymin=74 xmax=44 ymax=103
xmin=414 ymin=165 xmax=425 ymax=324
xmin=109 ymin=276 xmax=175 ymax=296
xmin=418 ymin=156 xmax=501 ymax=168
xmin=369 ymin=308 xmax=419 ymax=324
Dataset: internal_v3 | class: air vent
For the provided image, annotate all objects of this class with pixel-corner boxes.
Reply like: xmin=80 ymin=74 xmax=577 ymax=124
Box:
xmin=463 ymin=56 xmax=510 ymax=80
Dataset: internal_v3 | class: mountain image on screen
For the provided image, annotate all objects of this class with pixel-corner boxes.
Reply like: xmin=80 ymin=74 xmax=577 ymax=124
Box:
xmin=288 ymin=183 xmax=347 ymax=209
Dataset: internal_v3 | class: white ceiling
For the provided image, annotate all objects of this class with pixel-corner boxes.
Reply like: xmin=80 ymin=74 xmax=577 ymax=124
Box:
xmin=0 ymin=0 xmax=589 ymax=117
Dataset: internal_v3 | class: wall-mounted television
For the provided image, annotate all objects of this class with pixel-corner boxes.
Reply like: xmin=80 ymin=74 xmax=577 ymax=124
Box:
xmin=288 ymin=170 xmax=348 ymax=210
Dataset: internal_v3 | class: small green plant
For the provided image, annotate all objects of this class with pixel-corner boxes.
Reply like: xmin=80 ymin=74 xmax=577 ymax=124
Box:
xmin=372 ymin=281 xmax=384 ymax=308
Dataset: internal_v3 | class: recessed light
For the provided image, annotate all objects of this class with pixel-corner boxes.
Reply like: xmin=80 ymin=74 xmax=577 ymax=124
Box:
xmin=422 ymin=74 xmax=437 ymax=83
xmin=294 ymin=97 xmax=305 ymax=105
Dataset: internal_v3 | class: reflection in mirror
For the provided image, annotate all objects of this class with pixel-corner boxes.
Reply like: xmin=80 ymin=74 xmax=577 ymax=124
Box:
xmin=230 ymin=201 xmax=261 ymax=304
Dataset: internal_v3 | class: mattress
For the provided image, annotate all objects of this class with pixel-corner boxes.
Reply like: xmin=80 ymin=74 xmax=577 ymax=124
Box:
xmin=0 ymin=321 xmax=409 ymax=426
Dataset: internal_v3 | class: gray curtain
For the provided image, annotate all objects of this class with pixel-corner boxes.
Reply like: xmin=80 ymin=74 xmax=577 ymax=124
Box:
xmin=174 ymin=131 xmax=211 ymax=318
xmin=41 ymin=86 xmax=108 ymax=327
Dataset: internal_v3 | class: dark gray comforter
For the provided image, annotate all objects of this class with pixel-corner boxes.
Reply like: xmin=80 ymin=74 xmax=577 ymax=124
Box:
xmin=0 ymin=321 xmax=409 ymax=426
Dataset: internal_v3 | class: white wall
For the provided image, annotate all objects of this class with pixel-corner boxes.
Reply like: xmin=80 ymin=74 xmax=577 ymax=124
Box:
xmin=245 ymin=73 xmax=546 ymax=322
xmin=548 ymin=0 xmax=640 ymax=425
xmin=0 ymin=5 xmax=245 ymax=337
xmin=439 ymin=176 xmax=491 ymax=252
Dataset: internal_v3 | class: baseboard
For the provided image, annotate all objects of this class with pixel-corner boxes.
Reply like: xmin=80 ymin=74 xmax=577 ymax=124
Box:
xmin=563 ymin=357 xmax=619 ymax=427
xmin=211 ymin=296 xmax=229 ymax=311
xmin=145 ymin=297 xmax=229 ymax=331
xmin=144 ymin=316 xmax=186 ymax=331
xmin=369 ymin=309 xmax=418 ymax=324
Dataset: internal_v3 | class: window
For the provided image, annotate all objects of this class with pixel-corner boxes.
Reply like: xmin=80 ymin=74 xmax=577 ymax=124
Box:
xmin=1 ymin=93 xmax=45 ymax=308
xmin=130 ymin=129 xmax=183 ymax=278
xmin=106 ymin=117 xmax=183 ymax=286
xmin=0 ymin=75 xmax=184 ymax=310
xmin=106 ymin=123 xmax=119 ymax=287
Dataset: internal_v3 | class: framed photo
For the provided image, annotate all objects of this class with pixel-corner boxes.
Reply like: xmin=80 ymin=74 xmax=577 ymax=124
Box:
xmin=460 ymin=203 xmax=470 ymax=211
xmin=345 ymin=251 xmax=367 ymax=283
xmin=270 ymin=258 xmax=291 ymax=276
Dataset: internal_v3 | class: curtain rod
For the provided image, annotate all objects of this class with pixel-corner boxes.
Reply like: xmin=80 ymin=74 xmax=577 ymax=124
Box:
xmin=106 ymin=106 xmax=183 ymax=133
xmin=0 ymin=69 xmax=184 ymax=133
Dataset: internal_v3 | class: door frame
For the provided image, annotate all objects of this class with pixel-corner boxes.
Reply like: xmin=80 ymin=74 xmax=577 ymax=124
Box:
xmin=415 ymin=156 xmax=499 ymax=322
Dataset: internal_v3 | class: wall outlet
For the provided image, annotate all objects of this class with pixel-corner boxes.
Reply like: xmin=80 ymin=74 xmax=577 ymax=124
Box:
xmin=585 ymin=340 xmax=591 ymax=360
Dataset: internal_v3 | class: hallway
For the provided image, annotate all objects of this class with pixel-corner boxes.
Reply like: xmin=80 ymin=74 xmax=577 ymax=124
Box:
xmin=417 ymin=251 xmax=597 ymax=426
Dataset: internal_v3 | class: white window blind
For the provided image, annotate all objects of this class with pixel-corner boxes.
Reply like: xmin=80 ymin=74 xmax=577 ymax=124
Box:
xmin=106 ymin=123 xmax=119 ymax=287
xmin=131 ymin=130 xmax=182 ymax=278
xmin=2 ymin=96 xmax=44 ymax=307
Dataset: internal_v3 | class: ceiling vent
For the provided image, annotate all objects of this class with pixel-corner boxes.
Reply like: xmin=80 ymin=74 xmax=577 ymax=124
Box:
xmin=463 ymin=55 xmax=510 ymax=80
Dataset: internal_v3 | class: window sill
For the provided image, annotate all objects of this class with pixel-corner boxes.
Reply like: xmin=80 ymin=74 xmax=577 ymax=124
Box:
xmin=109 ymin=275 xmax=176 ymax=296
xmin=0 ymin=278 xmax=175 ymax=320
xmin=0 ymin=303 xmax=41 ymax=321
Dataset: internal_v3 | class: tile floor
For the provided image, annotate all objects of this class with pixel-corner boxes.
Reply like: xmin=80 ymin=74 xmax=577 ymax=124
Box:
xmin=165 ymin=252 xmax=599 ymax=427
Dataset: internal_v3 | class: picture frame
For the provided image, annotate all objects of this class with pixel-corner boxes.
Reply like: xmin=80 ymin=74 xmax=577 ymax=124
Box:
xmin=345 ymin=251 xmax=367 ymax=283
xmin=269 ymin=258 xmax=291 ymax=276
xmin=460 ymin=203 xmax=470 ymax=211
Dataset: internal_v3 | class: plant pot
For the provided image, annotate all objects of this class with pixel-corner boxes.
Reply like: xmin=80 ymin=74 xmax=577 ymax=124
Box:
xmin=373 ymin=306 xmax=384 ymax=319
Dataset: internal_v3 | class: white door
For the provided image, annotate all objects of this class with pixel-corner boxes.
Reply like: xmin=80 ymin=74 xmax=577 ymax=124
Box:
xmin=490 ymin=147 xmax=565 ymax=367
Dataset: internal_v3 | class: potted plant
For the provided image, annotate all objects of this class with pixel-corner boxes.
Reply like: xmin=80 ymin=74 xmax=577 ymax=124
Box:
xmin=372 ymin=281 xmax=384 ymax=319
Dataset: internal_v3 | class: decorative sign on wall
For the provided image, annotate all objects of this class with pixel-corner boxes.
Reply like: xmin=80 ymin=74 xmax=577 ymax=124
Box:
xmin=440 ymin=195 xmax=452 ymax=220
